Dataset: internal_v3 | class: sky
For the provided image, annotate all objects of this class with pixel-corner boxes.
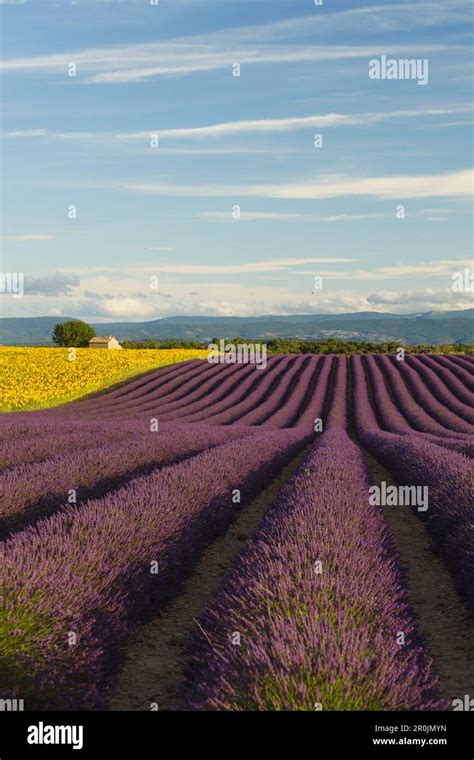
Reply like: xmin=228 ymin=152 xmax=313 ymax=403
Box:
xmin=0 ymin=0 xmax=473 ymax=322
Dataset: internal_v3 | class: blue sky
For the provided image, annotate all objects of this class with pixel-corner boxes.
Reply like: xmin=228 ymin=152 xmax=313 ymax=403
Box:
xmin=1 ymin=0 xmax=473 ymax=321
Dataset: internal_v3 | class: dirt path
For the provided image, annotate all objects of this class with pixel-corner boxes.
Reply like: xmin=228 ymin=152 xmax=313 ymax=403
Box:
xmin=108 ymin=444 xmax=311 ymax=711
xmin=362 ymin=448 xmax=474 ymax=704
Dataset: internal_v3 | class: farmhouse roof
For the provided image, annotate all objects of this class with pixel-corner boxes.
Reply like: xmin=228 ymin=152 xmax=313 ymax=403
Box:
xmin=89 ymin=336 xmax=115 ymax=343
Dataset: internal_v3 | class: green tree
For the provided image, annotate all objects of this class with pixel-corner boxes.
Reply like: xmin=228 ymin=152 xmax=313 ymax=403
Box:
xmin=52 ymin=320 xmax=96 ymax=348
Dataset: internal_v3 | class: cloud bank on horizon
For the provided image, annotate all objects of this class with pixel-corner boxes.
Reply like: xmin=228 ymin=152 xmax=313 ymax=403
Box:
xmin=0 ymin=0 xmax=472 ymax=321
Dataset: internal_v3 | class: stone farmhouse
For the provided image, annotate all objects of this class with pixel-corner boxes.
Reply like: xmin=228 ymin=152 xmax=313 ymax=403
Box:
xmin=88 ymin=336 xmax=123 ymax=350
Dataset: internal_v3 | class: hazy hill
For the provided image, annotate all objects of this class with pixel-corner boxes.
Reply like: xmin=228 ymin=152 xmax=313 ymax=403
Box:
xmin=0 ymin=310 xmax=472 ymax=345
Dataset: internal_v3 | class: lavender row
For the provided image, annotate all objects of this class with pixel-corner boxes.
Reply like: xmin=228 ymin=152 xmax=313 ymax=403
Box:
xmin=179 ymin=429 xmax=442 ymax=710
xmin=353 ymin=360 xmax=474 ymax=611
xmin=363 ymin=356 xmax=412 ymax=434
xmin=326 ymin=355 xmax=348 ymax=429
xmin=84 ymin=361 xmax=233 ymax=418
xmin=434 ymin=356 xmax=474 ymax=389
xmin=0 ymin=424 xmax=255 ymax=537
xmin=374 ymin=356 xmax=468 ymax=438
xmin=361 ymin=357 xmax=473 ymax=454
xmin=70 ymin=358 xmax=207 ymax=414
xmin=424 ymin=356 xmax=474 ymax=403
xmin=236 ymin=356 xmax=309 ymax=426
xmin=360 ymin=429 xmax=474 ymax=613
xmin=405 ymin=357 xmax=474 ymax=423
xmin=391 ymin=357 xmax=472 ymax=433
xmin=1 ymin=428 xmax=306 ymax=709
xmin=154 ymin=363 xmax=256 ymax=420
xmin=189 ymin=356 xmax=298 ymax=426
xmin=293 ymin=353 xmax=335 ymax=429
xmin=0 ymin=427 xmax=146 ymax=472
xmin=264 ymin=355 xmax=322 ymax=429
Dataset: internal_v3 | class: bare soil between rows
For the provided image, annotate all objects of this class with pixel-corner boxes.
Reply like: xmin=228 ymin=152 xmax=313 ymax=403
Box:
xmin=108 ymin=444 xmax=311 ymax=711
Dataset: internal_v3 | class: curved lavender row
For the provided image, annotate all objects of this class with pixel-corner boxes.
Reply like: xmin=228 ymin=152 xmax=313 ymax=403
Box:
xmin=235 ymin=355 xmax=309 ymax=426
xmin=0 ymin=414 xmax=152 ymax=448
xmin=263 ymin=355 xmax=322 ymax=429
xmin=0 ymin=425 xmax=255 ymax=537
xmin=352 ymin=354 xmax=389 ymax=430
xmin=156 ymin=362 xmax=262 ymax=420
xmin=326 ymin=354 xmax=348 ymax=429
xmin=375 ymin=356 xmax=469 ymax=438
xmin=360 ymin=430 xmax=474 ymax=614
xmin=424 ymin=436 xmax=474 ymax=458
xmin=191 ymin=356 xmax=298 ymax=426
xmin=448 ymin=355 xmax=474 ymax=370
xmin=70 ymin=358 xmax=207 ymax=413
xmin=0 ymin=415 xmax=235 ymax=471
xmin=76 ymin=360 xmax=221 ymax=417
xmin=98 ymin=362 xmax=236 ymax=418
xmin=419 ymin=356 xmax=473 ymax=406
xmin=436 ymin=356 xmax=474 ymax=389
xmin=353 ymin=360 xmax=474 ymax=612
xmin=0 ymin=427 xmax=146 ymax=472
xmin=405 ymin=357 xmax=474 ymax=423
xmin=391 ymin=357 xmax=473 ymax=434
xmin=179 ymin=358 xmax=286 ymax=424
xmin=179 ymin=429 xmax=442 ymax=711
xmin=165 ymin=364 xmax=265 ymax=421
xmin=293 ymin=354 xmax=335 ymax=428
xmin=114 ymin=360 xmax=269 ymax=419
xmin=356 ymin=357 xmax=473 ymax=454
xmin=1 ymin=429 xmax=306 ymax=709
xmin=151 ymin=362 xmax=257 ymax=417
xmin=363 ymin=356 xmax=412 ymax=434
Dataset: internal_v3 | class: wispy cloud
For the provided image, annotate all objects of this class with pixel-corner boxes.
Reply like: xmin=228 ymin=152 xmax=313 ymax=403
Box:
xmin=63 ymin=257 xmax=359 ymax=277
xmin=295 ymin=258 xmax=473 ymax=281
xmin=5 ymin=129 xmax=47 ymax=138
xmin=114 ymin=169 xmax=473 ymax=200
xmin=114 ymin=107 xmax=474 ymax=140
xmin=8 ymin=107 xmax=472 ymax=145
xmin=200 ymin=211 xmax=307 ymax=222
xmin=1 ymin=0 xmax=469 ymax=84
xmin=4 ymin=233 xmax=56 ymax=242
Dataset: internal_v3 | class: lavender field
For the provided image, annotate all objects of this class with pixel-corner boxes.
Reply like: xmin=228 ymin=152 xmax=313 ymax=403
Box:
xmin=1 ymin=353 xmax=473 ymax=711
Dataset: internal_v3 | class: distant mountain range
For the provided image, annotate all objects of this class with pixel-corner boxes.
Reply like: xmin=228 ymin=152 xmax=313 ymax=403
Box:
xmin=1 ymin=310 xmax=473 ymax=345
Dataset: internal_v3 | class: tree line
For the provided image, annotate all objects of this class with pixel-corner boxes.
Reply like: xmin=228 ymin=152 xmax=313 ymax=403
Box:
xmin=51 ymin=321 xmax=472 ymax=354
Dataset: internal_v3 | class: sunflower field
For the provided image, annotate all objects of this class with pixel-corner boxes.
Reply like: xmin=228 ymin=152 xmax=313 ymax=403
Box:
xmin=0 ymin=347 xmax=208 ymax=412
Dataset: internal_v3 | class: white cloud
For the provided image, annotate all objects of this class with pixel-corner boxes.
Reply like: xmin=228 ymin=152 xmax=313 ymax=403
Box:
xmin=295 ymin=258 xmax=473 ymax=281
xmin=200 ymin=211 xmax=307 ymax=222
xmin=58 ymin=259 xmax=357 ymax=278
xmin=367 ymin=288 xmax=474 ymax=311
xmin=5 ymin=129 xmax=47 ymax=138
xmin=116 ymin=168 xmax=473 ymax=200
xmin=23 ymin=273 xmax=80 ymax=296
xmin=4 ymin=233 xmax=56 ymax=242
xmin=0 ymin=1 xmax=468 ymax=84
xmin=10 ymin=107 xmax=471 ymax=145
xmin=113 ymin=107 xmax=472 ymax=141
